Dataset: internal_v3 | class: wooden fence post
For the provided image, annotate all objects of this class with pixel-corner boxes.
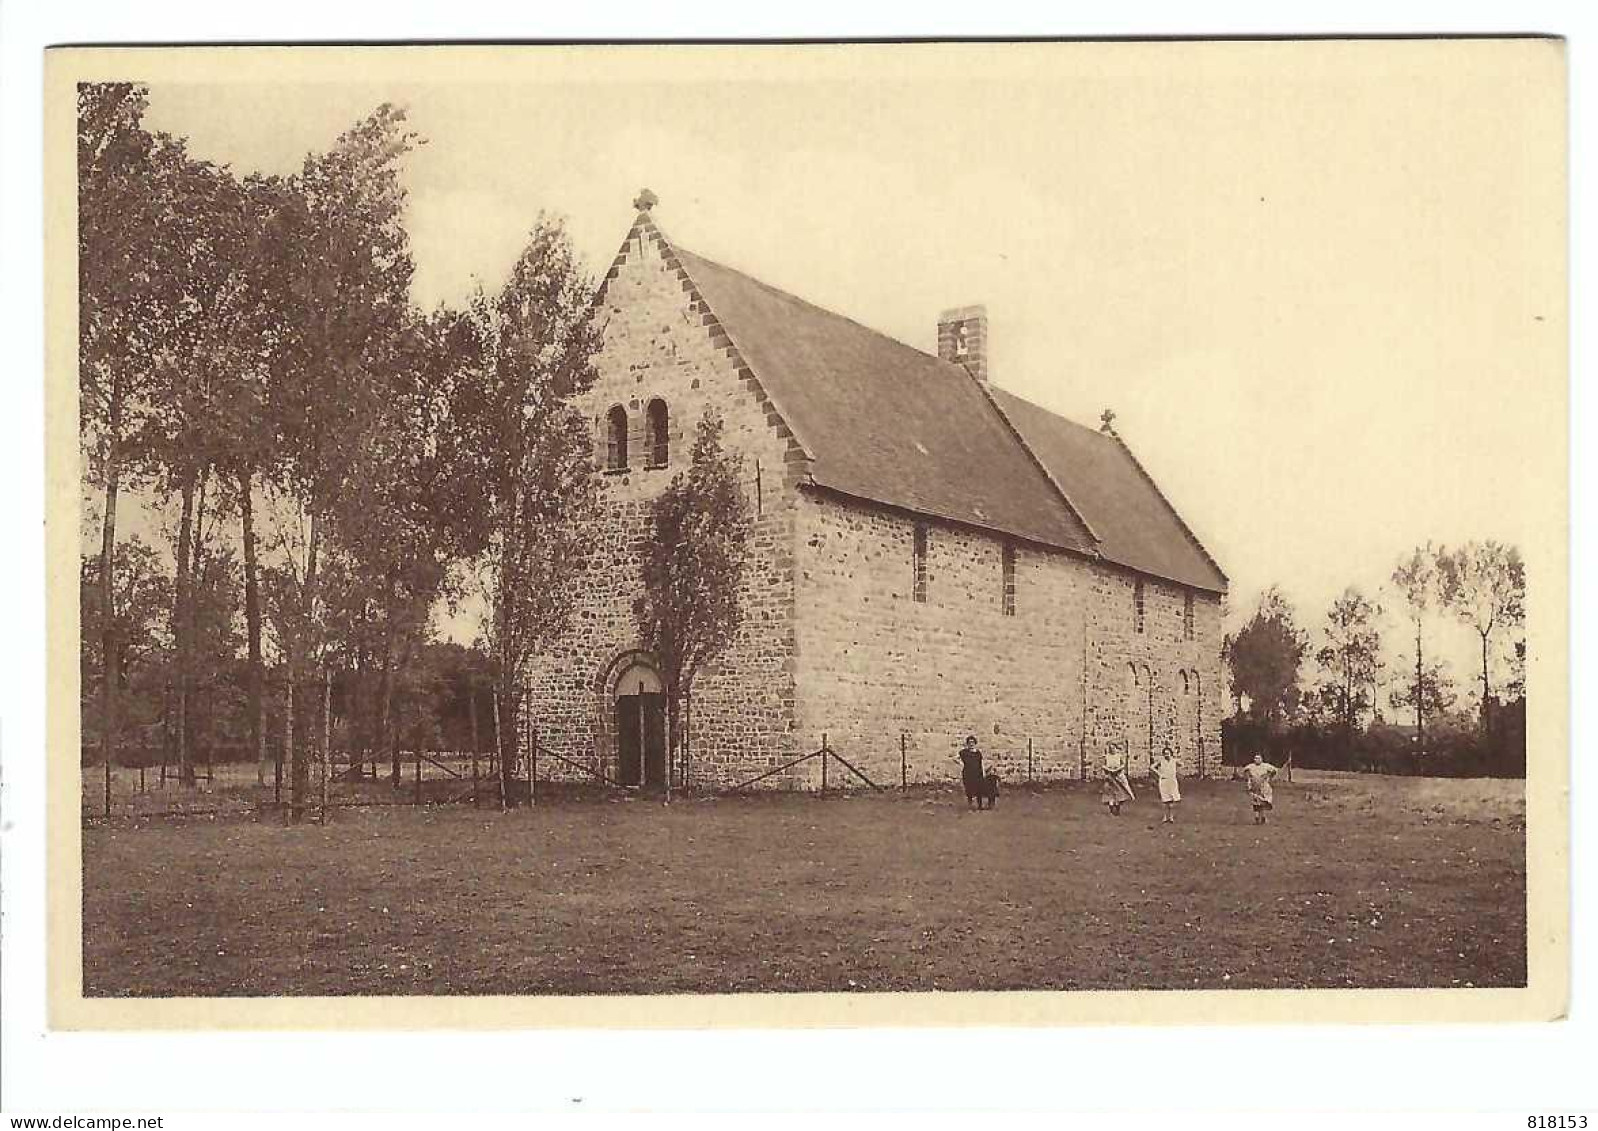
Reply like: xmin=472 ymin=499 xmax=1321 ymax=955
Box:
xmin=492 ymin=690 xmax=505 ymax=811
xmin=530 ymin=727 xmax=538 ymax=809
xmin=160 ymin=683 xmax=170 ymax=790
xmin=901 ymin=732 xmax=908 ymax=791
xmin=820 ymin=732 xmax=829 ymax=793
xmin=470 ymin=685 xmax=481 ymax=808
xmin=1028 ymin=737 xmax=1034 ymax=783
xmin=414 ymin=740 xmax=422 ymax=807
xmin=320 ymin=666 xmax=332 ymax=825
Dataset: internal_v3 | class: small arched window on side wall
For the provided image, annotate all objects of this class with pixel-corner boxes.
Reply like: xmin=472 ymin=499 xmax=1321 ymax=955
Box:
xmin=606 ymin=405 xmax=629 ymax=470
xmin=646 ymin=399 xmax=669 ymax=467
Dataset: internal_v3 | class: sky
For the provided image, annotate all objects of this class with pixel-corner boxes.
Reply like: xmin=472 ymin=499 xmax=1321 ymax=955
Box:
xmin=121 ymin=40 xmax=1564 ymax=703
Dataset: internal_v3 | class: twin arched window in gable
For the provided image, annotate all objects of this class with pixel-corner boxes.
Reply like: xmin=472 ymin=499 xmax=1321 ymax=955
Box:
xmin=603 ymin=399 xmax=671 ymax=472
xmin=645 ymin=399 xmax=669 ymax=467
xmin=605 ymin=405 xmax=629 ymax=470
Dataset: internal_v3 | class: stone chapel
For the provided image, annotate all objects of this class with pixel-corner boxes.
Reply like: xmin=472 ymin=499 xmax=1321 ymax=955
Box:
xmin=523 ymin=193 xmax=1228 ymax=791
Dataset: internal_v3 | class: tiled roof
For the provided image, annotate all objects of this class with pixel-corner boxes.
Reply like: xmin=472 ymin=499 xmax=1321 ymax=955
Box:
xmin=618 ymin=211 xmax=1226 ymax=593
xmin=674 ymin=246 xmax=1098 ymax=554
xmin=985 ymin=388 xmax=1228 ymax=592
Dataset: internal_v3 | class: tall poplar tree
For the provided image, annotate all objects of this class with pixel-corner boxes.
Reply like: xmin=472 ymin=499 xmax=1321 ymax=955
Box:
xmin=133 ymin=153 xmax=262 ymax=784
xmin=77 ymin=83 xmax=180 ymax=770
xmin=334 ymin=310 xmax=473 ymax=783
xmin=1437 ymin=541 xmax=1525 ymax=732
xmin=1314 ymin=587 xmax=1384 ymax=739
xmin=268 ymin=104 xmax=421 ymax=820
xmin=447 ymin=218 xmax=602 ymax=808
xmin=1391 ymin=544 xmax=1439 ymax=753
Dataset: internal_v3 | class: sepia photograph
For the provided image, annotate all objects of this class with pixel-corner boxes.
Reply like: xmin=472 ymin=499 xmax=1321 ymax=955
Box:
xmin=44 ymin=38 xmax=1567 ymax=1028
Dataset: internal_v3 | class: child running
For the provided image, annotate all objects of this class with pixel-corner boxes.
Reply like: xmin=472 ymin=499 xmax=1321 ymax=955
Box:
xmin=1100 ymin=743 xmax=1135 ymax=816
xmin=1152 ymin=745 xmax=1180 ymax=823
xmin=1241 ymin=753 xmax=1280 ymax=824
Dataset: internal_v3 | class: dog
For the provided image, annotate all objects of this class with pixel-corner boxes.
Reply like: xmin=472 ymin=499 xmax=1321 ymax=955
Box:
xmin=979 ymin=769 xmax=1001 ymax=810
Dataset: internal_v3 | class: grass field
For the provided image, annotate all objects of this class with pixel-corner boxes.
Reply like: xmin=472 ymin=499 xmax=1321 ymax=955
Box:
xmin=81 ymin=770 xmax=1526 ymax=996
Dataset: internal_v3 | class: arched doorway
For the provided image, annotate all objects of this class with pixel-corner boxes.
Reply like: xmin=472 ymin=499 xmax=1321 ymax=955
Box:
xmin=613 ymin=660 xmax=666 ymax=788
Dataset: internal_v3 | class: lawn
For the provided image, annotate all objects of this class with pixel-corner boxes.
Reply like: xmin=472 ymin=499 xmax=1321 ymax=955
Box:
xmin=80 ymin=770 xmax=1526 ymax=996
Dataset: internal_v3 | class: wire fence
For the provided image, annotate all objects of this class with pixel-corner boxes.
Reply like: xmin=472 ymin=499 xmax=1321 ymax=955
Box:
xmin=79 ymin=744 xmax=548 ymax=824
xmin=83 ymin=724 xmax=1198 ymax=825
xmin=696 ymin=729 xmax=1212 ymax=796
xmin=539 ymin=729 xmax=1142 ymax=797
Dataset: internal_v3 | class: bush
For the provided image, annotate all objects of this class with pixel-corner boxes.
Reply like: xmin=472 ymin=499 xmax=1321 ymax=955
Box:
xmin=1357 ymin=723 xmax=1420 ymax=775
xmin=1221 ymin=715 xmax=1296 ymax=766
xmin=81 ymin=743 xmax=164 ymax=769
xmin=1221 ymin=702 xmax=1526 ymax=779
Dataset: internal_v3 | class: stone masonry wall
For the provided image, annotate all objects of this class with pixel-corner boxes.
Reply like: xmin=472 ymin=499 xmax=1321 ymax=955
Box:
xmin=523 ymin=216 xmax=804 ymax=789
xmin=791 ymin=489 xmax=1224 ymax=791
xmin=1080 ymin=560 xmax=1226 ymax=782
xmin=523 ymin=212 xmax=1226 ymax=794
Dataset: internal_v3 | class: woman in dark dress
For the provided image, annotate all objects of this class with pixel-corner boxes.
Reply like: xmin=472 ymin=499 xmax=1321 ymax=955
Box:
xmin=958 ymin=735 xmax=985 ymax=810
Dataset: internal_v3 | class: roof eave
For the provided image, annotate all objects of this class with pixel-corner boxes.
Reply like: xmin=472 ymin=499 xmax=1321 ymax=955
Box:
xmin=799 ymin=479 xmax=1102 ymax=562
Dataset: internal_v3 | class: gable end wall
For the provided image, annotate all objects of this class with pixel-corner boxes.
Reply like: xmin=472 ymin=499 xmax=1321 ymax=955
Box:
xmin=522 ymin=222 xmax=805 ymax=789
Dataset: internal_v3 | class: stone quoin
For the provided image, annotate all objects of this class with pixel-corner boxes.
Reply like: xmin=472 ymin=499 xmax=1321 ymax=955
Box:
xmin=522 ymin=192 xmax=1228 ymax=791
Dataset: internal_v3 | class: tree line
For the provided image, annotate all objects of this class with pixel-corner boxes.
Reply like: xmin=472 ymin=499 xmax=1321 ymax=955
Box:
xmin=1222 ymin=541 xmax=1526 ymax=776
xmin=78 ymin=85 xmax=752 ymax=819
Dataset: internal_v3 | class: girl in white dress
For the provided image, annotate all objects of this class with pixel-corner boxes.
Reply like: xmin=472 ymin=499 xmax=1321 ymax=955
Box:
xmin=1152 ymin=745 xmax=1180 ymax=823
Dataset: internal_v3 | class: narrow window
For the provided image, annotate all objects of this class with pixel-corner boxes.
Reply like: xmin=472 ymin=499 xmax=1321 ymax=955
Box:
xmin=912 ymin=523 xmax=928 ymax=603
xmin=1001 ymin=543 xmax=1016 ymax=616
xmin=1133 ymin=579 xmax=1145 ymax=634
xmin=1183 ymin=591 xmax=1195 ymax=641
xmin=606 ymin=405 xmax=629 ymax=470
xmin=646 ymin=399 xmax=669 ymax=467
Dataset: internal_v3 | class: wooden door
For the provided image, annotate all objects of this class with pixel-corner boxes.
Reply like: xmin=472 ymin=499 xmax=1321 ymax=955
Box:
xmin=642 ymin=693 xmax=667 ymax=788
xmin=616 ymin=696 xmax=642 ymax=786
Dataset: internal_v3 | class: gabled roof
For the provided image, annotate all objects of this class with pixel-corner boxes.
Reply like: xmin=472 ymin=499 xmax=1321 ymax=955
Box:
xmin=673 ymin=247 xmax=1098 ymax=554
xmin=606 ymin=206 xmax=1226 ymax=593
xmin=985 ymin=388 xmax=1228 ymax=593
